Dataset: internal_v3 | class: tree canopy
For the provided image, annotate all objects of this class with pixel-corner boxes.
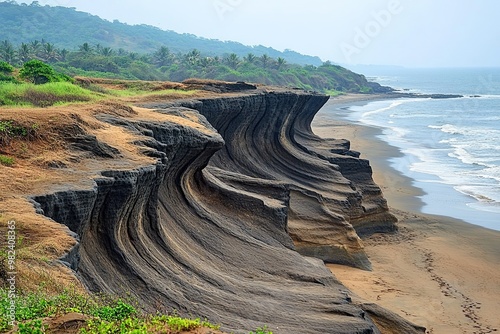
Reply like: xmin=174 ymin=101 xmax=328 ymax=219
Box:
xmin=0 ymin=39 xmax=388 ymax=93
xmin=0 ymin=1 xmax=322 ymax=66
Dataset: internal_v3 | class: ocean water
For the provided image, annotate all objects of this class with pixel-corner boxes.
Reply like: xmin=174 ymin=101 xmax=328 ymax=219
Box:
xmin=346 ymin=68 xmax=500 ymax=231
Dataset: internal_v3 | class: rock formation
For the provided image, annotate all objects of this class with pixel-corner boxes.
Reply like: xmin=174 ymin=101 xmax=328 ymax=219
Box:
xmin=142 ymin=90 xmax=397 ymax=269
xmin=31 ymin=87 xmax=419 ymax=333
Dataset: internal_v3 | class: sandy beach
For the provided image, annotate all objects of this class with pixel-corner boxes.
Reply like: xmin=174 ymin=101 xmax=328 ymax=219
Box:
xmin=313 ymin=94 xmax=500 ymax=334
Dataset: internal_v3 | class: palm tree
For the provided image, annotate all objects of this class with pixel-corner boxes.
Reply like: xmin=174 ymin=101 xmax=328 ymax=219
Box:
xmin=95 ymin=43 xmax=103 ymax=55
xmin=260 ymin=54 xmax=270 ymax=69
xmin=18 ymin=43 xmax=32 ymax=64
xmin=184 ymin=49 xmax=201 ymax=66
xmin=276 ymin=57 xmax=287 ymax=71
xmin=225 ymin=53 xmax=240 ymax=69
xmin=41 ymin=43 xmax=59 ymax=63
xmin=0 ymin=40 xmax=16 ymax=64
xmin=199 ymin=57 xmax=216 ymax=69
xmin=153 ymin=46 xmax=172 ymax=67
xmin=79 ymin=42 xmax=93 ymax=55
xmin=244 ymin=53 xmax=257 ymax=64
xmin=100 ymin=47 xmax=114 ymax=57
xmin=30 ymin=40 xmax=42 ymax=57
xmin=128 ymin=52 xmax=139 ymax=61
xmin=59 ymin=49 xmax=69 ymax=62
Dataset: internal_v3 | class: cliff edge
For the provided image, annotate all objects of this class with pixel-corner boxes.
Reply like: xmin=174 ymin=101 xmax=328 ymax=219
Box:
xmin=17 ymin=85 xmax=418 ymax=333
xmin=141 ymin=89 xmax=397 ymax=269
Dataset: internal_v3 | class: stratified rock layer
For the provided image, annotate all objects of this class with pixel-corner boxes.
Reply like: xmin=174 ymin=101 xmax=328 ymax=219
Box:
xmin=145 ymin=90 xmax=397 ymax=269
xmin=32 ymin=88 xmax=415 ymax=334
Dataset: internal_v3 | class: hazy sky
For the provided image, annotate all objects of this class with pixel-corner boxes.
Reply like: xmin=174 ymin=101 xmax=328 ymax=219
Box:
xmin=16 ymin=0 xmax=500 ymax=67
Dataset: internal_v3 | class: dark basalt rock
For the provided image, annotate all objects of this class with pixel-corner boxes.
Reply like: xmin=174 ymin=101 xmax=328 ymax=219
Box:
xmin=67 ymin=134 xmax=121 ymax=158
xmin=388 ymin=92 xmax=463 ymax=99
xmin=183 ymin=79 xmax=257 ymax=93
xmin=167 ymin=91 xmax=397 ymax=269
xmin=30 ymin=89 xmax=423 ymax=334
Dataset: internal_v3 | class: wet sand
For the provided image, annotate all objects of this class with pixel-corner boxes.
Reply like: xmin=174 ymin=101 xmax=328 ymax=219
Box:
xmin=313 ymin=94 xmax=500 ymax=334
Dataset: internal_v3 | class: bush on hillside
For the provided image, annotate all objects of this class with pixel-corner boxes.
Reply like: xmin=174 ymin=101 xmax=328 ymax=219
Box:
xmin=0 ymin=61 xmax=14 ymax=75
xmin=0 ymin=61 xmax=16 ymax=83
xmin=19 ymin=60 xmax=71 ymax=84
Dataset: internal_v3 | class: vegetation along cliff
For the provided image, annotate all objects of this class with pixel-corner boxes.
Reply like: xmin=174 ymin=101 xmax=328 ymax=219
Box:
xmin=0 ymin=1 xmax=392 ymax=94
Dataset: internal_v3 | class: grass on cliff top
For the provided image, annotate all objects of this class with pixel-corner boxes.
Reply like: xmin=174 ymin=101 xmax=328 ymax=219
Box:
xmin=325 ymin=89 xmax=343 ymax=97
xmin=0 ymin=78 xmax=199 ymax=108
xmin=75 ymin=76 xmax=199 ymax=98
xmin=0 ymin=288 xmax=222 ymax=333
xmin=0 ymin=82 xmax=100 ymax=108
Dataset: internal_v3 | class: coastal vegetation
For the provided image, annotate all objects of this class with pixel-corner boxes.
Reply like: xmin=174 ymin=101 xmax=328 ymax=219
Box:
xmin=0 ymin=288 xmax=224 ymax=333
xmin=0 ymin=60 xmax=202 ymax=108
xmin=0 ymin=1 xmax=388 ymax=94
xmin=0 ymin=1 xmax=321 ymax=66
xmin=0 ymin=38 xmax=380 ymax=94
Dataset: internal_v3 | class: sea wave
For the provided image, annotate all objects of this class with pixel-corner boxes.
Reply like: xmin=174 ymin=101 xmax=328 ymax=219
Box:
xmin=358 ymin=68 xmax=500 ymax=228
xmin=429 ymin=124 xmax=500 ymax=139
xmin=361 ymin=101 xmax=405 ymax=117
xmin=455 ymin=185 xmax=498 ymax=203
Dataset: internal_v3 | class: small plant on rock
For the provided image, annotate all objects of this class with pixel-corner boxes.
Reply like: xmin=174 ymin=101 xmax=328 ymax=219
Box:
xmin=250 ymin=325 xmax=274 ymax=334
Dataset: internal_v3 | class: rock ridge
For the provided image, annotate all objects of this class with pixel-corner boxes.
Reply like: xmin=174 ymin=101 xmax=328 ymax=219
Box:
xmin=30 ymin=88 xmax=420 ymax=334
xmin=142 ymin=90 xmax=397 ymax=268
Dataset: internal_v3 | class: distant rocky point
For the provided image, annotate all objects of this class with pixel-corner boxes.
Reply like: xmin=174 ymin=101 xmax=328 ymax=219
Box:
xmin=389 ymin=92 xmax=464 ymax=99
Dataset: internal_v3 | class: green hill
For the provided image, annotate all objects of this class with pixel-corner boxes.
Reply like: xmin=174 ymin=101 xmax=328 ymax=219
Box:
xmin=0 ymin=1 xmax=322 ymax=66
xmin=0 ymin=1 xmax=391 ymax=94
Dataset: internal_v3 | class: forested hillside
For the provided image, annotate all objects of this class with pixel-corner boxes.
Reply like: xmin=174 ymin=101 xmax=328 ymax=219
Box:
xmin=0 ymin=1 xmax=321 ymax=66
xmin=0 ymin=1 xmax=391 ymax=94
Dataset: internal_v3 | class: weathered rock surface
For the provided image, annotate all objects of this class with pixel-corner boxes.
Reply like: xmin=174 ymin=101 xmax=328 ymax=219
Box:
xmin=143 ymin=91 xmax=397 ymax=269
xmin=31 ymin=89 xmax=421 ymax=334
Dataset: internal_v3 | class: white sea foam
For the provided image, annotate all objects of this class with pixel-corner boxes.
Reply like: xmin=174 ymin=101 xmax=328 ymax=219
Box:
xmin=464 ymin=166 xmax=500 ymax=183
xmin=449 ymin=147 xmax=487 ymax=166
xmin=352 ymin=68 xmax=500 ymax=229
xmin=455 ymin=185 xmax=499 ymax=202
xmin=361 ymin=101 xmax=404 ymax=117
xmin=430 ymin=124 xmax=500 ymax=137
xmin=392 ymin=113 xmax=441 ymax=119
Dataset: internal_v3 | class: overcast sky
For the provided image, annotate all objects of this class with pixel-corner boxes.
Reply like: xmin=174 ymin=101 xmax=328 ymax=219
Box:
xmin=16 ymin=0 xmax=500 ymax=67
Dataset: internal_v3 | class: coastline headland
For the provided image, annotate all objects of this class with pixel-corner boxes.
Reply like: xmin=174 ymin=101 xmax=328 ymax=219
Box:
xmin=9 ymin=82 xmax=428 ymax=333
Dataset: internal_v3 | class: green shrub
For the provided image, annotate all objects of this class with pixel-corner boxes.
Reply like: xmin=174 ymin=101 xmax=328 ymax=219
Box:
xmin=0 ymin=73 xmax=18 ymax=83
xmin=0 ymin=82 xmax=97 ymax=107
xmin=81 ymin=314 xmax=221 ymax=334
xmin=0 ymin=61 xmax=14 ymax=75
xmin=17 ymin=319 xmax=45 ymax=334
xmin=0 ymin=155 xmax=15 ymax=166
xmin=0 ymin=289 xmax=221 ymax=333
xmin=164 ymin=315 xmax=204 ymax=331
xmin=0 ymin=120 xmax=38 ymax=145
xmin=19 ymin=60 xmax=71 ymax=85
xmin=250 ymin=325 xmax=274 ymax=334
xmin=0 ymin=61 xmax=17 ymax=83
xmin=92 ymin=300 xmax=137 ymax=321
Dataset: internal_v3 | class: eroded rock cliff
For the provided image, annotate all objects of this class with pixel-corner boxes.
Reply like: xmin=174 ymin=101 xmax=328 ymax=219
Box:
xmin=30 ymin=88 xmax=417 ymax=334
xmin=143 ymin=90 xmax=397 ymax=269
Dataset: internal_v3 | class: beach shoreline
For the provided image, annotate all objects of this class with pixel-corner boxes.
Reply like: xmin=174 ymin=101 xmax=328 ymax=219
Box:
xmin=313 ymin=94 xmax=500 ymax=334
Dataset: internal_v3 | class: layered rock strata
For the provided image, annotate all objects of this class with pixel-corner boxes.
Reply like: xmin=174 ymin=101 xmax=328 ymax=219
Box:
xmin=31 ymin=88 xmax=413 ymax=333
xmin=143 ymin=90 xmax=397 ymax=269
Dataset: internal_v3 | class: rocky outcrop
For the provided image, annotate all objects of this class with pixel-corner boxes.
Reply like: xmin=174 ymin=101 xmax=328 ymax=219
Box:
xmin=31 ymin=88 xmax=418 ymax=334
xmin=143 ymin=90 xmax=397 ymax=269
